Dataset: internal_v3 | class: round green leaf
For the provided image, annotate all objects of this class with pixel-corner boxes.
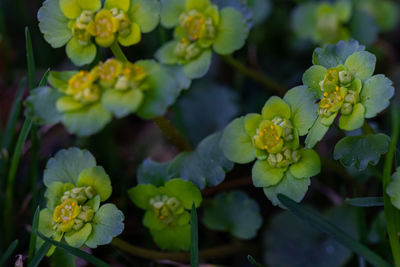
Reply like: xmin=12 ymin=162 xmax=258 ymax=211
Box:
xmin=102 ymin=89 xmax=143 ymax=118
xmin=38 ymin=208 xmax=54 ymax=238
xmin=291 ymin=3 xmax=317 ymax=39
xmin=45 ymin=182 xmax=75 ymax=210
xmin=62 ymin=102 xmax=112 ymax=136
xmin=344 ymin=51 xmax=376 ymax=81
xmin=118 ymin=23 xmax=141 ymax=47
xmin=150 ymin=225 xmax=191 ymax=251
xmin=261 ymin=96 xmax=291 ymax=120
xmin=202 ymin=191 xmax=263 ymax=239
xmin=283 ymin=86 xmax=318 ymax=136
xmin=338 ymin=103 xmax=365 ymax=131
xmin=105 ymin=0 xmax=130 ymax=11
xmin=128 ymin=184 xmax=161 ymax=209
xmin=56 ymin=96 xmax=85 ymax=112
xmin=47 ymin=71 xmax=78 ymax=91
xmin=289 ymin=149 xmax=321 ymax=179
xmin=143 ymin=210 xmax=167 ymax=231
xmin=66 ymin=38 xmax=97 ymax=66
xmin=333 ymin=134 xmax=391 ymax=171
xmin=85 ymin=204 xmax=125 ymax=248
xmin=252 ymin=160 xmax=286 ymax=187
xmin=135 ymin=60 xmax=180 ymax=119
xmin=183 ymin=49 xmax=212 ymax=79
xmin=64 ymin=223 xmax=92 ymax=248
xmin=24 ymin=86 xmax=63 ymax=125
xmin=38 ymin=0 xmax=72 ymax=48
xmin=387 ymin=168 xmax=400 ymax=210
xmin=263 ymin=173 xmax=310 ymax=208
xmin=160 ymin=0 xmax=186 ymax=27
xmin=137 ymin=158 xmax=172 ymax=187
xmin=302 ymin=65 xmax=326 ymax=97
xmin=305 ymin=116 xmax=331 ymax=148
xmin=155 ymin=40 xmax=180 ymax=64
xmin=244 ymin=113 xmax=263 ymax=137
xmin=220 ymin=117 xmax=255 ymax=164
xmin=186 ymin=0 xmax=211 ymax=11
xmin=361 ymin=74 xmax=394 ymax=119
xmin=213 ymin=7 xmax=248 ymax=55
xmin=164 ymin=178 xmax=202 ymax=209
xmin=44 ymin=147 xmax=96 ymax=187
xmin=128 ymin=0 xmax=160 ymax=33
xmin=76 ymin=166 xmax=112 ymax=202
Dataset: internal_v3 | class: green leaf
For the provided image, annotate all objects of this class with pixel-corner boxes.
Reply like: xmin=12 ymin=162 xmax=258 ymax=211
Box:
xmin=135 ymin=60 xmax=180 ymax=119
xmin=283 ymin=86 xmax=318 ymax=136
xmin=345 ymin=197 xmax=384 ymax=207
xmin=338 ymin=103 xmax=365 ymax=131
xmin=143 ymin=210 xmax=167 ymax=230
xmin=350 ymin=9 xmax=379 ymax=46
xmin=252 ymin=160 xmax=286 ymax=187
xmin=128 ymin=0 xmax=160 ymax=33
xmin=368 ymin=211 xmax=386 ymax=244
xmin=344 ymin=51 xmax=376 ymax=81
xmin=202 ymin=191 xmax=262 ymax=239
xmin=50 ymin=248 xmax=76 ymax=267
xmin=190 ymin=203 xmax=198 ymax=267
xmin=263 ymin=205 xmax=358 ymax=267
xmin=164 ymin=179 xmax=202 ymax=209
xmin=183 ymin=49 xmax=212 ymax=79
xmin=150 ymin=225 xmax=191 ymax=251
xmin=47 ymin=71 xmax=78 ymax=91
xmin=85 ymin=204 xmax=125 ymax=248
xmin=0 ymin=240 xmax=18 ymax=267
xmin=128 ymin=184 xmax=160 ymax=209
xmin=160 ymin=0 xmax=186 ymax=27
xmin=38 ymin=0 xmax=72 ymax=48
xmin=263 ymin=173 xmax=310 ymax=208
xmin=43 ymin=147 xmax=96 ymax=187
xmin=24 ymin=86 xmax=63 ymax=125
xmin=155 ymin=40 xmax=180 ymax=64
xmin=102 ymin=89 xmax=143 ymax=118
xmin=289 ymin=149 xmax=321 ymax=179
xmin=66 ymin=38 xmax=97 ymax=66
xmin=291 ymin=3 xmax=317 ymax=39
xmin=386 ymin=167 xmax=400 ymax=210
xmin=312 ymin=39 xmax=365 ymax=69
xmin=28 ymin=242 xmax=52 ymax=267
xmin=77 ymin=166 xmax=112 ymax=201
xmin=25 ymin=27 xmax=36 ymax=90
xmin=302 ymin=66 xmax=326 ymax=98
xmin=168 ymin=132 xmax=234 ymax=189
xmin=28 ymin=207 xmax=40 ymax=263
xmin=333 ymin=134 xmax=390 ymax=171
xmin=305 ymin=116 xmax=331 ymax=148
xmin=261 ymin=96 xmax=291 ymax=120
xmin=361 ymin=74 xmax=394 ymax=119
xmin=220 ymin=117 xmax=255 ymax=164
xmin=36 ymin=232 xmax=110 ymax=267
xmin=277 ymin=194 xmax=391 ymax=267
xmin=213 ymin=7 xmax=248 ymax=55
xmin=62 ymin=102 xmax=112 ymax=136
xmin=65 ymin=223 xmax=93 ymax=248
xmin=137 ymin=158 xmax=172 ymax=187
xmin=176 ymin=80 xmax=239 ymax=145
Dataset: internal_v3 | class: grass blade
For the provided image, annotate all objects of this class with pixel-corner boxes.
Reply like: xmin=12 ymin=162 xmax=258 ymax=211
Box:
xmin=25 ymin=27 xmax=36 ymax=90
xmin=277 ymin=194 xmax=391 ymax=267
xmin=0 ymin=240 xmax=18 ymax=267
xmin=383 ymin=105 xmax=400 ymax=266
xmin=247 ymin=255 xmax=265 ymax=267
xmin=345 ymin=197 xmax=384 ymax=207
xmin=37 ymin=232 xmax=110 ymax=267
xmin=190 ymin=203 xmax=198 ymax=267
xmin=27 ymin=207 xmax=40 ymax=263
xmin=27 ymin=242 xmax=51 ymax=267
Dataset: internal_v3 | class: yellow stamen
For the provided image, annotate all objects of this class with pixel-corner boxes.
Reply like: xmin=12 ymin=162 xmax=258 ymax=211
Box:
xmin=335 ymin=86 xmax=339 ymax=91
xmin=264 ymin=145 xmax=269 ymax=149
xmin=337 ymin=96 xmax=342 ymax=101
xmin=323 ymin=92 xmax=328 ymax=97
xmin=324 ymin=104 xmax=330 ymax=108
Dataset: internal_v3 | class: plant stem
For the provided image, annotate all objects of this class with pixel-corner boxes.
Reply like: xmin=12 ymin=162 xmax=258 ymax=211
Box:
xmin=153 ymin=116 xmax=192 ymax=151
xmin=221 ymin=55 xmax=287 ymax=95
xmin=110 ymin=42 xmax=128 ymax=62
xmin=383 ymin=105 xmax=400 ymax=267
xmin=111 ymin=238 xmax=253 ymax=262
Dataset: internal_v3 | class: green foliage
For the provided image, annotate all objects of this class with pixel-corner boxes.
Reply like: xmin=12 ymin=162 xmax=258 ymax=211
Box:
xmin=190 ymin=203 xmax=198 ymax=267
xmin=263 ymin=205 xmax=358 ymax=267
xmin=303 ymin=40 xmax=394 ymax=148
xmin=0 ymin=240 xmax=18 ymax=267
xmin=128 ymin=178 xmax=202 ymax=251
xmin=157 ymin=0 xmax=249 ymax=78
xmin=333 ymin=134 xmax=391 ymax=171
xmin=37 ymin=148 xmax=124 ymax=255
xmin=202 ymin=191 xmax=263 ymax=239
xmin=386 ymin=167 xmax=400 ymax=209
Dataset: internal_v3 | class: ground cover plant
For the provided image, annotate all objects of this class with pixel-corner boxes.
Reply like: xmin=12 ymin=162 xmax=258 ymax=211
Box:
xmin=1 ymin=0 xmax=400 ymax=266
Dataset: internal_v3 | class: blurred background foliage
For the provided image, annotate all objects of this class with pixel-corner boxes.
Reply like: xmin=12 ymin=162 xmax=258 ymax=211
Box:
xmin=0 ymin=0 xmax=400 ymax=266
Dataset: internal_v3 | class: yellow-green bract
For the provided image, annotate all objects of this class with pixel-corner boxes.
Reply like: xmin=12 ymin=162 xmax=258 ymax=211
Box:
xmin=128 ymin=178 xmax=202 ymax=251
xmin=156 ymin=0 xmax=249 ymax=79
xmin=37 ymin=148 xmax=124 ymax=256
xmin=220 ymin=86 xmax=321 ymax=208
xmin=37 ymin=0 xmax=160 ymax=66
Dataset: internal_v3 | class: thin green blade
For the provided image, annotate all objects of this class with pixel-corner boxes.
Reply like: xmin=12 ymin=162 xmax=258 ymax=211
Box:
xmin=277 ymin=194 xmax=391 ymax=267
xmin=345 ymin=197 xmax=384 ymax=207
xmin=27 ymin=242 xmax=51 ymax=267
xmin=27 ymin=207 xmax=40 ymax=263
xmin=37 ymin=232 xmax=110 ymax=267
xmin=190 ymin=203 xmax=199 ymax=267
xmin=247 ymin=255 xmax=265 ymax=267
xmin=0 ymin=240 xmax=18 ymax=267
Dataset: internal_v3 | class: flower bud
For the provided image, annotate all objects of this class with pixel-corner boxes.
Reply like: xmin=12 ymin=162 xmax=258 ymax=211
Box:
xmin=341 ymin=103 xmax=353 ymax=115
xmin=339 ymin=71 xmax=352 ymax=85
